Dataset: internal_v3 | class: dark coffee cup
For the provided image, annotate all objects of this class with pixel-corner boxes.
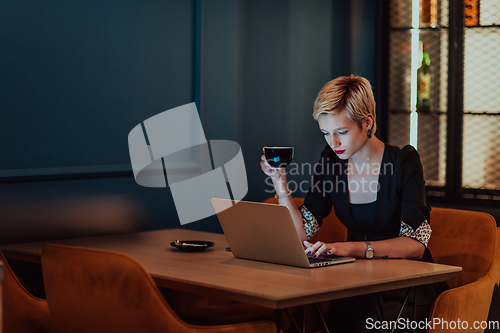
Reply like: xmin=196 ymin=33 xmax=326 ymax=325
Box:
xmin=264 ymin=147 xmax=294 ymax=168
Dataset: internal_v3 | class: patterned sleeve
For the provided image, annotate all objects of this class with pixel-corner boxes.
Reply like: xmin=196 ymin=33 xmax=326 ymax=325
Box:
xmin=397 ymin=146 xmax=432 ymax=247
xmin=399 ymin=220 xmax=432 ymax=247
xmin=299 ymin=206 xmax=321 ymax=240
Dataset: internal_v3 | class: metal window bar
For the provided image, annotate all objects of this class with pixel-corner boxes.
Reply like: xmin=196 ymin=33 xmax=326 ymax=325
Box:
xmin=388 ymin=0 xmax=500 ymax=203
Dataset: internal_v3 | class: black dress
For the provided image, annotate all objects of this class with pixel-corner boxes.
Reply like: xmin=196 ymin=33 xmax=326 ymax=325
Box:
xmin=298 ymin=143 xmax=446 ymax=333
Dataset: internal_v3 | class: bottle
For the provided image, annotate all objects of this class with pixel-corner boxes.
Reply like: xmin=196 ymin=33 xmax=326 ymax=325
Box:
xmin=417 ymin=42 xmax=431 ymax=113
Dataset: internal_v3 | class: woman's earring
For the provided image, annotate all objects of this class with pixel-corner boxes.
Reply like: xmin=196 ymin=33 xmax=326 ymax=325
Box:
xmin=367 ymin=129 xmax=372 ymax=139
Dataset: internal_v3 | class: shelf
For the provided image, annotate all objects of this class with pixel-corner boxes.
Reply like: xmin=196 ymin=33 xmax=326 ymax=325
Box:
xmin=463 ymin=112 xmax=500 ymax=116
xmin=390 ymin=25 xmax=499 ymax=31
xmin=465 ymin=24 xmax=500 ymax=28
xmin=389 ymin=110 xmax=500 ymax=116
xmin=388 ymin=109 xmax=446 ymax=115
xmin=390 ymin=26 xmax=448 ymax=31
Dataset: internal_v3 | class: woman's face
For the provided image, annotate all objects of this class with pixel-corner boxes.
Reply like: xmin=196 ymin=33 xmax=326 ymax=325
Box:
xmin=317 ymin=112 xmax=368 ymax=160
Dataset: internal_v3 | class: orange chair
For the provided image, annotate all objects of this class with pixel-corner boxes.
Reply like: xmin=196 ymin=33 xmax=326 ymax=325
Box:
xmin=0 ymin=251 xmax=51 ymax=333
xmin=41 ymin=244 xmax=279 ymax=333
xmin=427 ymin=208 xmax=500 ymax=333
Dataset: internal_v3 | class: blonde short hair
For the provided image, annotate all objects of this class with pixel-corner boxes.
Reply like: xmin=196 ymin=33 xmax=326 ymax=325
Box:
xmin=313 ymin=75 xmax=377 ymax=134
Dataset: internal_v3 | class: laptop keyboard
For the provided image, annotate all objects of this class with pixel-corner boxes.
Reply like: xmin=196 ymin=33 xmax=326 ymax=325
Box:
xmin=307 ymin=256 xmax=334 ymax=264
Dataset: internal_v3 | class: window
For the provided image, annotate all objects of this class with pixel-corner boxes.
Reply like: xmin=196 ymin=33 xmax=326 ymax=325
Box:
xmin=384 ymin=0 xmax=500 ymax=205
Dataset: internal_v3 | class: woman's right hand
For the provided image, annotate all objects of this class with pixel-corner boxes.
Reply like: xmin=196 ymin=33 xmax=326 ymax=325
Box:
xmin=260 ymin=147 xmax=286 ymax=180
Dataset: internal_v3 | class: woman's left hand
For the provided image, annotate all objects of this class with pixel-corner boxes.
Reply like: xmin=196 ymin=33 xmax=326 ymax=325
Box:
xmin=303 ymin=240 xmax=355 ymax=258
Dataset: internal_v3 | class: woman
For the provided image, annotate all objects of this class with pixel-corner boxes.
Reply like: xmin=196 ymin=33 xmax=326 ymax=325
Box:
xmin=260 ymin=75 xmax=441 ymax=332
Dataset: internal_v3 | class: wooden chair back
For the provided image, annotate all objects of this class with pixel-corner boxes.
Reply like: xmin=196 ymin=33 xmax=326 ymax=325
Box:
xmin=0 ymin=251 xmax=50 ymax=333
xmin=428 ymin=207 xmax=498 ymax=288
xmin=427 ymin=208 xmax=499 ymax=332
xmin=41 ymin=244 xmax=277 ymax=333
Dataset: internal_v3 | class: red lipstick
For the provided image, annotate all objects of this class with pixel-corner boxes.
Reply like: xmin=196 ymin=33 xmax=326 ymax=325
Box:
xmin=334 ymin=149 xmax=345 ymax=155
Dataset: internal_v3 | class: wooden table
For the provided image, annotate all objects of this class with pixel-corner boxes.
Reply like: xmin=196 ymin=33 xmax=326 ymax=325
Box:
xmin=1 ymin=228 xmax=461 ymax=310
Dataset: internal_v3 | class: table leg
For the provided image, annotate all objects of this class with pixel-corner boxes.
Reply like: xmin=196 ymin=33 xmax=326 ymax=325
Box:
xmin=301 ymin=306 xmax=305 ymax=333
xmin=283 ymin=304 xmax=331 ymax=333
xmin=274 ymin=309 xmax=282 ymax=333
xmin=314 ymin=303 xmax=330 ymax=333
xmin=285 ymin=307 xmax=305 ymax=333
xmin=391 ymin=287 xmax=411 ymax=333
xmin=413 ymin=286 xmax=417 ymax=333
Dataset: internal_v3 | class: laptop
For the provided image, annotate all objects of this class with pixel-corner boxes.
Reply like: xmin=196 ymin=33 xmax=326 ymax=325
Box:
xmin=211 ymin=198 xmax=355 ymax=268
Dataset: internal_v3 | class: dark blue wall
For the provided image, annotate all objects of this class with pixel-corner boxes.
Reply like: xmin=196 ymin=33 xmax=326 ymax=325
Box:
xmin=1 ymin=0 xmax=194 ymax=170
xmin=0 ymin=0 xmax=380 ymax=243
